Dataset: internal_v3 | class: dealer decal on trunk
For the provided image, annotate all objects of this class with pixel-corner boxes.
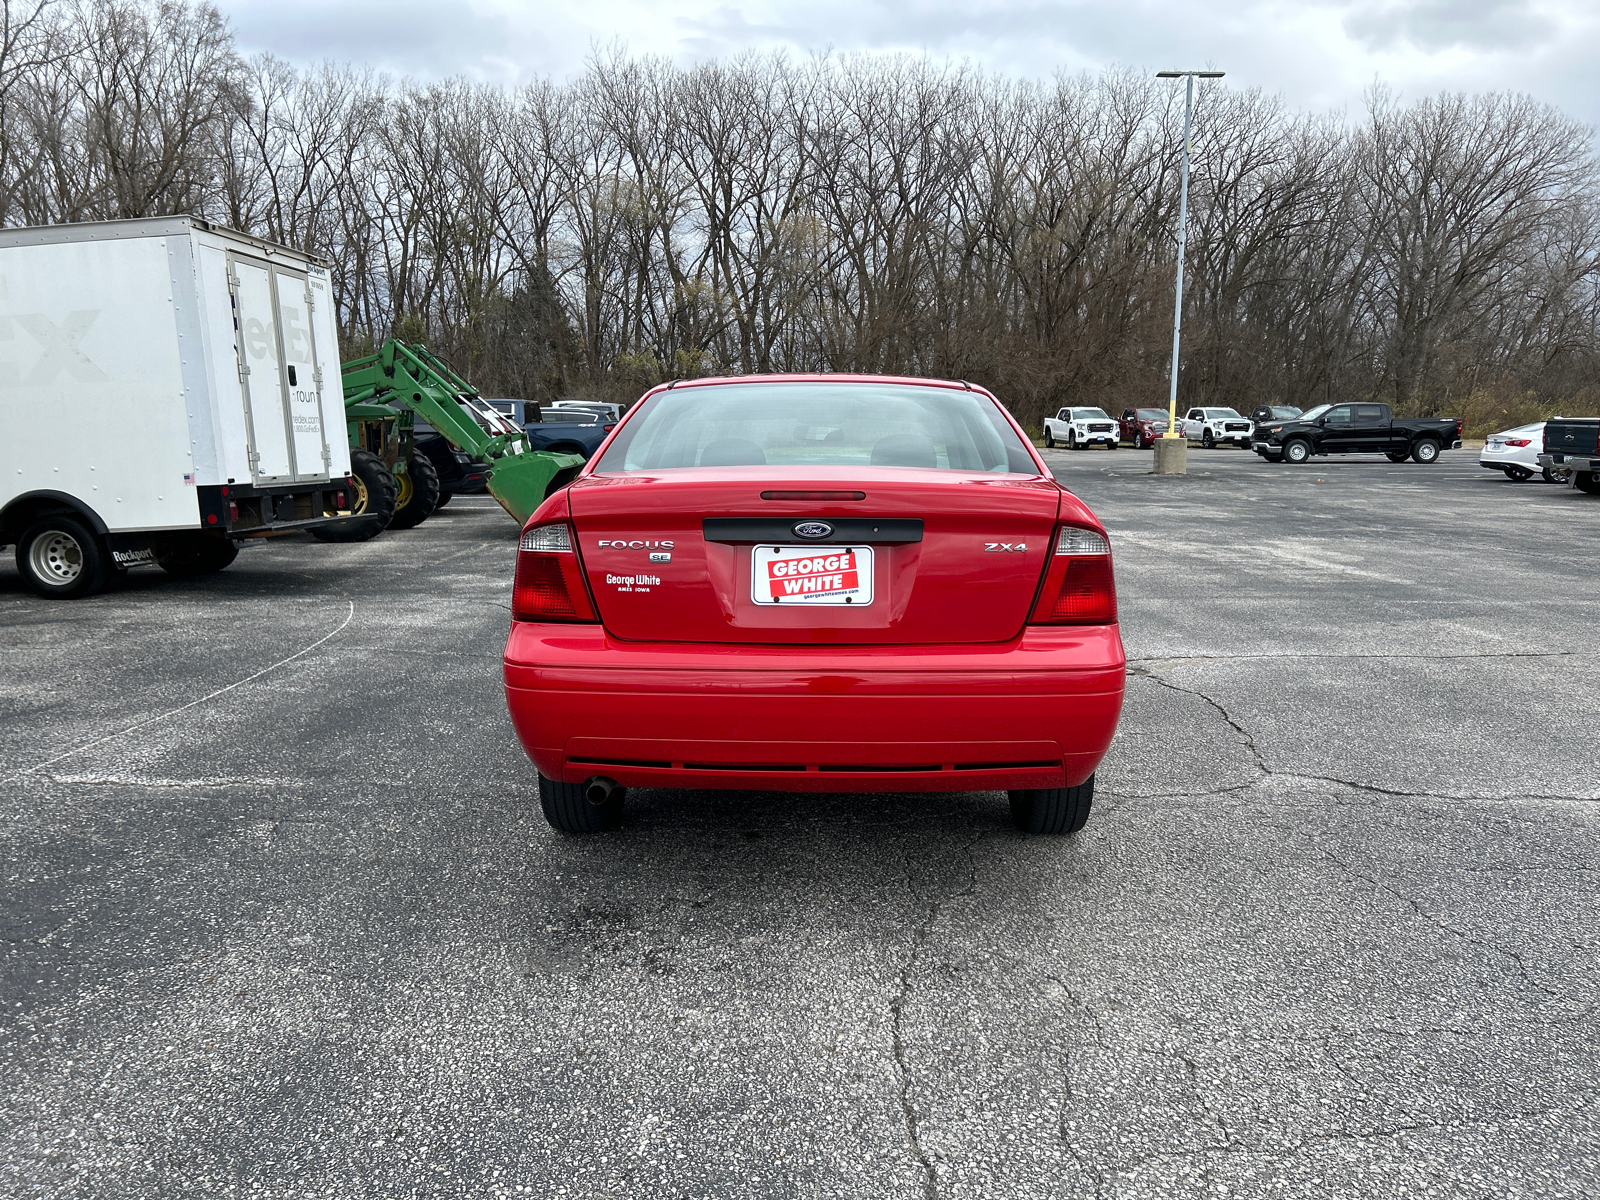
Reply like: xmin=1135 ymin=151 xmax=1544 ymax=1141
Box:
xmin=752 ymin=545 xmax=875 ymax=606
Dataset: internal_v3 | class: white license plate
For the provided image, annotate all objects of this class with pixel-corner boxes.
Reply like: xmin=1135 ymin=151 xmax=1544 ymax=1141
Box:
xmin=752 ymin=545 xmax=874 ymax=606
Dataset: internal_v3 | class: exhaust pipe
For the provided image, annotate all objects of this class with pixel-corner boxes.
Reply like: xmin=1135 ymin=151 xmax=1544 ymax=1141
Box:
xmin=584 ymin=776 xmax=621 ymax=806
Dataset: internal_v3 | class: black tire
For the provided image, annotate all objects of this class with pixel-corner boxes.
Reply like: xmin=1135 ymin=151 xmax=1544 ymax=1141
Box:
xmin=1575 ymin=472 xmax=1600 ymax=495
xmin=1106 ymin=438 xmax=1116 ymax=450
xmin=1069 ymin=431 xmax=1080 ymax=450
xmin=311 ymin=449 xmax=396 ymax=543
xmin=1283 ymin=438 xmax=1312 ymax=464
xmin=387 ymin=452 xmax=441 ymax=531
xmin=433 ymin=491 xmax=452 ymax=509
xmin=1411 ymin=439 xmax=1440 ymax=464
xmin=1502 ymin=465 xmax=1533 ymax=482
xmin=1044 ymin=431 xmax=1055 ymax=449
xmin=1009 ymin=775 xmax=1094 ymax=835
xmin=1385 ymin=452 xmax=1409 ymax=463
xmin=538 ymin=772 xmax=625 ymax=833
xmin=154 ymin=533 xmax=238 ymax=577
xmin=1542 ymin=468 xmax=1564 ymax=484
xmin=1202 ymin=429 xmax=1215 ymax=449
xmin=15 ymin=515 xmax=110 ymax=599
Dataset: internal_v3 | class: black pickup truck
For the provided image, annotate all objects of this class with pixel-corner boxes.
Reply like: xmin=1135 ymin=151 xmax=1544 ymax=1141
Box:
xmin=1253 ymin=402 xmax=1462 ymax=465
xmin=1538 ymin=418 xmax=1600 ymax=494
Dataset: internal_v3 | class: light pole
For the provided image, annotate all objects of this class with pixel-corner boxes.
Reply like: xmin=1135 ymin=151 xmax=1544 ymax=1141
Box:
xmin=1153 ymin=68 xmax=1223 ymax=476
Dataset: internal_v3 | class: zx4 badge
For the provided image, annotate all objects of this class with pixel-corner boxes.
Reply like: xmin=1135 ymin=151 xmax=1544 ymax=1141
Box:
xmin=984 ymin=542 xmax=1027 ymax=552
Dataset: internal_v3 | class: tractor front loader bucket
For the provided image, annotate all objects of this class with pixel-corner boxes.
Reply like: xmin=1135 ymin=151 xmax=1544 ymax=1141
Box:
xmin=487 ymin=449 xmax=587 ymax=525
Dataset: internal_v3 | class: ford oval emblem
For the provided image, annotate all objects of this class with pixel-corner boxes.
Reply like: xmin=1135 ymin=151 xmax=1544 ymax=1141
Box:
xmin=793 ymin=521 xmax=833 ymax=540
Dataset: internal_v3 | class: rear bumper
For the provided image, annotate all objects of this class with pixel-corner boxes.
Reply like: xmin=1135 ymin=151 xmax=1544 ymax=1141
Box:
xmin=503 ymin=625 xmax=1126 ymax=792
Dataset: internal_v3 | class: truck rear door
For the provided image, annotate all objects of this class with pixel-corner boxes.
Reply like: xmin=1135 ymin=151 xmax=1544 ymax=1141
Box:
xmin=1348 ymin=404 xmax=1394 ymax=454
xmin=229 ymin=254 xmax=332 ymax=484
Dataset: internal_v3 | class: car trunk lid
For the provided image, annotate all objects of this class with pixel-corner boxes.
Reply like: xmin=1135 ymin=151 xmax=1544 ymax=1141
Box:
xmin=568 ymin=468 xmax=1062 ymax=644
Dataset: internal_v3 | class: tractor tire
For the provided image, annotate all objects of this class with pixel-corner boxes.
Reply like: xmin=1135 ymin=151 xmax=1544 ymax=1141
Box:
xmin=15 ymin=515 xmax=111 ymax=599
xmin=311 ymin=450 xmax=396 ymax=543
xmin=387 ymin=452 xmax=441 ymax=530
xmin=537 ymin=772 xmax=625 ymax=833
xmin=1009 ymin=774 xmax=1094 ymax=835
xmin=155 ymin=533 xmax=239 ymax=577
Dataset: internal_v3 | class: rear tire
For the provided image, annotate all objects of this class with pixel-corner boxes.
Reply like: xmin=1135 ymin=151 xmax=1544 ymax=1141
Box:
xmin=16 ymin=515 xmax=110 ymax=599
xmin=154 ymin=533 xmax=238 ymax=577
xmin=538 ymin=772 xmax=625 ymax=833
xmin=1502 ymin=465 xmax=1533 ymax=482
xmin=1411 ymin=439 xmax=1440 ymax=464
xmin=1542 ymin=468 xmax=1564 ymax=484
xmin=311 ymin=449 xmax=396 ymax=543
xmin=387 ymin=452 xmax=440 ymax=530
xmin=1009 ymin=775 xmax=1093 ymax=835
xmin=1575 ymin=472 xmax=1600 ymax=495
xmin=1283 ymin=439 xmax=1311 ymax=464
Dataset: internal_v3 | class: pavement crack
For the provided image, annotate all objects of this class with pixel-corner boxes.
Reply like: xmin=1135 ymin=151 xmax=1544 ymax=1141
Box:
xmin=887 ymin=827 xmax=985 ymax=1200
xmin=1314 ymin=846 xmax=1566 ymax=999
xmin=1129 ymin=651 xmax=1577 ymax=666
xmin=1127 ymin=664 xmax=1270 ymax=778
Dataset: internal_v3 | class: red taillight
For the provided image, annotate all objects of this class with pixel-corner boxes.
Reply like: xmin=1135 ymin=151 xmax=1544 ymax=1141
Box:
xmin=1504 ymin=438 xmax=1532 ymax=448
xmin=603 ymin=423 xmax=616 ymax=432
xmin=512 ymin=523 xmax=598 ymax=622
xmin=1456 ymin=419 xmax=1464 ymax=436
xmin=1029 ymin=526 xmax=1117 ymax=625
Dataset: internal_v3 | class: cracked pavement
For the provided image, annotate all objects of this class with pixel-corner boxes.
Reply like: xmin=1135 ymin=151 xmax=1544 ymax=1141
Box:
xmin=2 ymin=450 xmax=1598 ymax=1198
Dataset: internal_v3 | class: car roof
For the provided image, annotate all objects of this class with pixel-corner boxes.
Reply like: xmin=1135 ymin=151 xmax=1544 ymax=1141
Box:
xmin=639 ymin=373 xmax=997 ymax=401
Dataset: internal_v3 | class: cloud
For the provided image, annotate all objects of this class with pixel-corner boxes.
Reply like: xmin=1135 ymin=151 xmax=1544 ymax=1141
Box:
xmin=217 ymin=0 xmax=1600 ymax=131
xmin=1343 ymin=0 xmax=1557 ymax=52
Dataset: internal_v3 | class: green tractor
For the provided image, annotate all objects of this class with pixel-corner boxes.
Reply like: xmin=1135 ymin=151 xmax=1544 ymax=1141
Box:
xmin=316 ymin=339 xmax=586 ymax=542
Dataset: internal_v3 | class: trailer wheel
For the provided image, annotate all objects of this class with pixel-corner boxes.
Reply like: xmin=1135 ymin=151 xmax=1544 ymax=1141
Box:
xmin=1009 ymin=775 xmax=1094 ymax=835
xmin=16 ymin=515 xmax=110 ymax=599
xmin=387 ymin=453 xmax=441 ymax=530
xmin=155 ymin=534 xmax=239 ymax=577
xmin=311 ymin=450 xmax=396 ymax=543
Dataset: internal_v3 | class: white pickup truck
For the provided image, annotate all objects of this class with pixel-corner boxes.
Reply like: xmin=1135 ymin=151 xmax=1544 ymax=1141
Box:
xmin=1042 ymin=406 xmax=1119 ymax=450
xmin=1178 ymin=407 xmax=1254 ymax=448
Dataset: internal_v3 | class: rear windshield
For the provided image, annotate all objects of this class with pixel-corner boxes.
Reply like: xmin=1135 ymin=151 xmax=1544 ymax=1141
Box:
xmin=594 ymin=382 xmax=1040 ymax=474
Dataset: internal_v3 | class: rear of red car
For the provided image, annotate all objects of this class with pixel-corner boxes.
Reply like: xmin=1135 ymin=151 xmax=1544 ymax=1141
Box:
xmin=503 ymin=375 xmax=1125 ymax=832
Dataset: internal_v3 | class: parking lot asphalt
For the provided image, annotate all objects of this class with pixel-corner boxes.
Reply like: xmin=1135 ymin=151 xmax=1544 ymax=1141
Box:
xmin=3 ymin=448 xmax=1598 ymax=1199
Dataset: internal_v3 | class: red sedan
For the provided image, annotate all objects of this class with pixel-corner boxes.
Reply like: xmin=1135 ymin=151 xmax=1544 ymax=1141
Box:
xmin=502 ymin=375 xmax=1126 ymax=835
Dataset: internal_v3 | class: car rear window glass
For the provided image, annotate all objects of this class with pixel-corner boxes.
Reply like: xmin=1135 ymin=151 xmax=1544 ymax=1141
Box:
xmin=595 ymin=382 xmax=1040 ymax=474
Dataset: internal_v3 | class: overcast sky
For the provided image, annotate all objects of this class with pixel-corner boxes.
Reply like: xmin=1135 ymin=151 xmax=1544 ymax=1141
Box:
xmin=221 ymin=0 xmax=1600 ymax=130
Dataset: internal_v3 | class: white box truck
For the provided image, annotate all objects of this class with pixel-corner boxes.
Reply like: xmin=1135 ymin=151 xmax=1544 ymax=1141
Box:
xmin=0 ymin=216 xmax=362 ymax=598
